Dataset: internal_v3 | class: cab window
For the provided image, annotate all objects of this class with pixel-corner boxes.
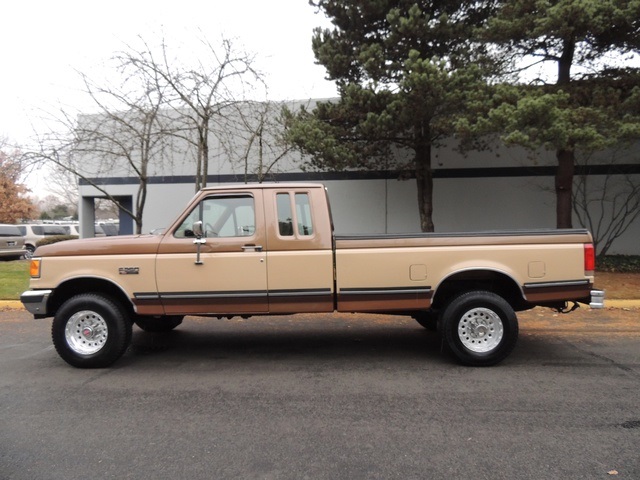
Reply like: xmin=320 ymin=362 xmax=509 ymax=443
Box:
xmin=175 ymin=195 xmax=255 ymax=238
xmin=276 ymin=192 xmax=314 ymax=237
xmin=295 ymin=193 xmax=314 ymax=236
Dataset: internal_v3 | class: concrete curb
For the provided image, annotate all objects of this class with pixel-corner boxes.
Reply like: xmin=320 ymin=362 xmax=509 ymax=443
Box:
xmin=0 ymin=301 xmax=24 ymax=310
xmin=601 ymin=300 xmax=640 ymax=309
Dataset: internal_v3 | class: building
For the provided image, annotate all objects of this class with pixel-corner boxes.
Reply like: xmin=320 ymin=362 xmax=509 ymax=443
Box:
xmin=75 ymin=101 xmax=640 ymax=255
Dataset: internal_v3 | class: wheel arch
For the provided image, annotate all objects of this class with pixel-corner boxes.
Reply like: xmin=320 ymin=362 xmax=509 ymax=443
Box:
xmin=48 ymin=277 xmax=135 ymax=318
xmin=431 ymin=268 xmax=527 ymax=311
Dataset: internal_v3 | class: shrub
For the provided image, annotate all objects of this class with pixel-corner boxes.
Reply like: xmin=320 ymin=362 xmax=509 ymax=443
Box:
xmin=36 ymin=235 xmax=79 ymax=247
xmin=597 ymin=255 xmax=640 ymax=273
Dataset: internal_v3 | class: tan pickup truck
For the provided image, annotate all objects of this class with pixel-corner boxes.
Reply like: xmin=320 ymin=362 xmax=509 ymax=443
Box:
xmin=21 ymin=183 xmax=604 ymax=368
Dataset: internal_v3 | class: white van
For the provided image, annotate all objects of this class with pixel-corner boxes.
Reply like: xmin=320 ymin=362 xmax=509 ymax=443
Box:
xmin=16 ymin=224 xmax=68 ymax=259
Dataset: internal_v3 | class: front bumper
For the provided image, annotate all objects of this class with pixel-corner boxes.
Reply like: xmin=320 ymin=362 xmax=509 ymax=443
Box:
xmin=20 ymin=290 xmax=52 ymax=316
xmin=589 ymin=289 xmax=605 ymax=309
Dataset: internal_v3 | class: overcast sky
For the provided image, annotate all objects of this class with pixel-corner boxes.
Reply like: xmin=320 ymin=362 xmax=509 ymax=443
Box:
xmin=0 ymin=0 xmax=338 ymax=147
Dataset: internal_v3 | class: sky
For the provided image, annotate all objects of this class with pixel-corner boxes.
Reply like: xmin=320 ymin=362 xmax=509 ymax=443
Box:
xmin=0 ymin=0 xmax=338 ymax=148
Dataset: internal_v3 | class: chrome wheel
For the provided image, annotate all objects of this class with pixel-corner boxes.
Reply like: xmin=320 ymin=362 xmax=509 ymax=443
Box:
xmin=442 ymin=291 xmax=518 ymax=366
xmin=64 ymin=310 xmax=109 ymax=355
xmin=457 ymin=307 xmax=504 ymax=353
xmin=53 ymin=294 xmax=132 ymax=368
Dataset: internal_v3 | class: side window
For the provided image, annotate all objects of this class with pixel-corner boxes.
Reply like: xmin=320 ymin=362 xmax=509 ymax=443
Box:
xmin=0 ymin=225 xmax=21 ymax=237
xmin=275 ymin=192 xmax=314 ymax=237
xmin=174 ymin=195 xmax=255 ymax=238
xmin=276 ymin=193 xmax=294 ymax=236
xmin=295 ymin=193 xmax=314 ymax=236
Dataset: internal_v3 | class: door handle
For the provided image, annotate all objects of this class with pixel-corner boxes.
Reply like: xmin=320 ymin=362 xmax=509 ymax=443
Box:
xmin=242 ymin=244 xmax=263 ymax=252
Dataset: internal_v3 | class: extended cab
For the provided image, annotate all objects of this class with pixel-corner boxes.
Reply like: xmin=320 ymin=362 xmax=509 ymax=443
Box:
xmin=21 ymin=183 xmax=604 ymax=368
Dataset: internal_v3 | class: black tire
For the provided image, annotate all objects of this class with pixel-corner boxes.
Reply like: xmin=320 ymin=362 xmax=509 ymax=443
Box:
xmin=134 ymin=315 xmax=183 ymax=333
xmin=441 ymin=291 xmax=518 ymax=366
xmin=51 ymin=294 xmax=132 ymax=368
xmin=23 ymin=245 xmax=35 ymax=260
xmin=412 ymin=310 xmax=439 ymax=331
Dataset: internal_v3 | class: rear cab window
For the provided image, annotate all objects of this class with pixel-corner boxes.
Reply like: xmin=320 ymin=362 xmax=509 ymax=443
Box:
xmin=276 ymin=192 xmax=314 ymax=238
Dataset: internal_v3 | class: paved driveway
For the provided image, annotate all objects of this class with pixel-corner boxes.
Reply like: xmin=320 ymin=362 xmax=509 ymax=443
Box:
xmin=1 ymin=308 xmax=639 ymax=479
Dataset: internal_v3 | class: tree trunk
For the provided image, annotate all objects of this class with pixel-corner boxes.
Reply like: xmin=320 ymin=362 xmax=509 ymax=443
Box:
xmin=202 ymin=139 xmax=209 ymax=189
xmin=554 ymin=38 xmax=575 ymax=229
xmin=415 ymin=138 xmax=434 ymax=232
xmin=135 ymin=182 xmax=147 ymax=235
xmin=555 ymin=148 xmax=574 ymax=229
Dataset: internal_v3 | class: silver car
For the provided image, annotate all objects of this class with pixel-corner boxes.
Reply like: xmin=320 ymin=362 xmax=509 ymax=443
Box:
xmin=16 ymin=224 xmax=68 ymax=259
xmin=0 ymin=224 xmax=26 ymax=260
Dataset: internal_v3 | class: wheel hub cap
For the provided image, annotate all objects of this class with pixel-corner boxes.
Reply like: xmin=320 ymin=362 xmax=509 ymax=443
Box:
xmin=471 ymin=323 xmax=488 ymax=337
xmin=458 ymin=307 xmax=504 ymax=353
xmin=65 ymin=310 xmax=109 ymax=355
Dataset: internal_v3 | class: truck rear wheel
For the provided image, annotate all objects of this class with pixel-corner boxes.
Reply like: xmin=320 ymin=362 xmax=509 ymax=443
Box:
xmin=52 ymin=294 xmax=132 ymax=368
xmin=441 ymin=291 xmax=518 ymax=366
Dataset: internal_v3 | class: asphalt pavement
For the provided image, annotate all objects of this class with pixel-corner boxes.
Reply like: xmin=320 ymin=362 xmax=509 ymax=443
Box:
xmin=1 ymin=307 xmax=639 ymax=480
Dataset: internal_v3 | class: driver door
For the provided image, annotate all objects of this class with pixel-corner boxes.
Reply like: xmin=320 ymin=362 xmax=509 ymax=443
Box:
xmin=155 ymin=190 xmax=268 ymax=315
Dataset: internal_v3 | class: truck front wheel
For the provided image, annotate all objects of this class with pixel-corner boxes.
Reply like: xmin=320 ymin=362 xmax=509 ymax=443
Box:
xmin=52 ymin=294 xmax=132 ymax=368
xmin=441 ymin=291 xmax=518 ymax=366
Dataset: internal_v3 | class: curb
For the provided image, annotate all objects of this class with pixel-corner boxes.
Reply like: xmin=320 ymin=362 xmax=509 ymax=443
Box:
xmin=601 ymin=300 xmax=640 ymax=309
xmin=0 ymin=301 xmax=25 ymax=310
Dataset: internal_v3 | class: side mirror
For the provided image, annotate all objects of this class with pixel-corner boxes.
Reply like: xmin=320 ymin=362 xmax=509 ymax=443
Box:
xmin=193 ymin=221 xmax=204 ymax=238
xmin=192 ymin=221 xmax=205 ymax=265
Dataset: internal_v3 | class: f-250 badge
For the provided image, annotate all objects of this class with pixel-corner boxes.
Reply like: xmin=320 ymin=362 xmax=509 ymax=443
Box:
xmin=118 ymin=267 xmax=139 ymax=275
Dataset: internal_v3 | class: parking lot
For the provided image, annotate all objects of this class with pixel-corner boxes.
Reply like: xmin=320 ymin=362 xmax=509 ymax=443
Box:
xmin=2 ymin=307 xmax=639 ymax=479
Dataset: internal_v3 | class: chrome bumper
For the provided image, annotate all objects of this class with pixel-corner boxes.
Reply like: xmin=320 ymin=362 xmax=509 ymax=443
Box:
xmin=589 ymin=289 xmax=605 ymax=309
xmin=20 ymin=290 xmax=52 ymax=316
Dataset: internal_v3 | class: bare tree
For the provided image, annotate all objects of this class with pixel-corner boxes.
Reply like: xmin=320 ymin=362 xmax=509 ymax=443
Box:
xmin=118 ymin=34 xmax=264 ymax=191
xmin=46 ymin=165 xmax=79 ymax=208
xmin=26 ymin=61 xmax=176 ymax=234
xmin=573 ymin=150 xmax=640 ymax=257
xmin=217 ymin=101 xmax=296 ymax=183
xmin=25 ymin=33 xmax=264 ymax=234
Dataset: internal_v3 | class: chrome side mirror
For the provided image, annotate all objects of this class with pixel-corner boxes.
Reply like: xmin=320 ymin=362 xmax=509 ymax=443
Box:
xmin=192 ymin=221 xmax=205 ymax=265
xmin=193 ymin=221 xmax=204 ymax=238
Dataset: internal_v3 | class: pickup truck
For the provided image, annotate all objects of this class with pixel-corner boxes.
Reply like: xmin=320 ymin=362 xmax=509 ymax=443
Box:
xmin=21 ymin=183 xmax=605 ymax=368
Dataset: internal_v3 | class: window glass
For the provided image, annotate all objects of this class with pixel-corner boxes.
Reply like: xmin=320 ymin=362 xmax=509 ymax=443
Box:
xmin=0 ymin=225 xmax=21 ymax=237
xmin=175 ymin=195 xmax=255 ymax=238
xmin=276 ymin=193 xmax=294 ymax=236
xmin=295 ymin=193 xmax=314 ymax=236
xmin=42 ymin=226 xmax=66 ymax=235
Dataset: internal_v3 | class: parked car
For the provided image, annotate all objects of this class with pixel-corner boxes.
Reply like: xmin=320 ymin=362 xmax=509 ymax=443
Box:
xmin=97 ymin=222 xmax=118 ymax=236
xmin=0 ymin=224 xmax=26 ymax=260
xmin=61 ymin=224 xmax=114 ymax=237
xmin=16 ymin=224 xmax=68 ymax=259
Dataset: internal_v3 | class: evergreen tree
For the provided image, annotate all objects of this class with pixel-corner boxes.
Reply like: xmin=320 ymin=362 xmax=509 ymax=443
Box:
xmin=286 ymin=1 xmax=500 ymax=232
xmin=482 ymin=0 xmax=640 ymax=228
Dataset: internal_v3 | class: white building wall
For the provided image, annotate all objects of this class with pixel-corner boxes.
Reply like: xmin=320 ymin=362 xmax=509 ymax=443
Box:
xmin=76 ymin=103 xmax=640 ymax=255
xmin=80 ymin=172 xmax=639 ymax=255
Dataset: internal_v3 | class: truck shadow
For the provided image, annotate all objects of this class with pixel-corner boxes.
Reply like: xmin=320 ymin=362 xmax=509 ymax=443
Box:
xmin=125 ymin=315 xmax=447 ymax=366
